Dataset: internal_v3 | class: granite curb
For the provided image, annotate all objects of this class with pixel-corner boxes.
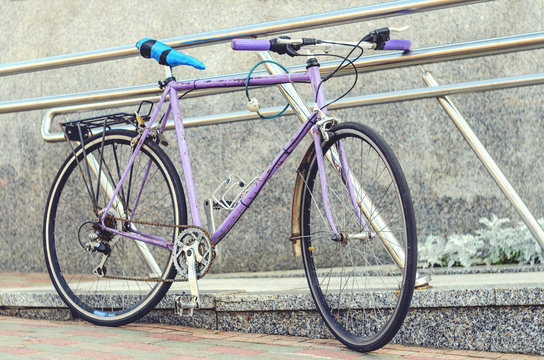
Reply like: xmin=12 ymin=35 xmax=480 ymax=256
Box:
xmin=0 ymin=270 xmax=543 ymax=355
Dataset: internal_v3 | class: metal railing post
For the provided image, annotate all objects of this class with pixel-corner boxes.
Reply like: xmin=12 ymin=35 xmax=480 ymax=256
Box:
xmin=423 ymin=71 xmax=544 ymax=251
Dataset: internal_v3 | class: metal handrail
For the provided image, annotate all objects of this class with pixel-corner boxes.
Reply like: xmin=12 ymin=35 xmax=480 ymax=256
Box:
xmin=0 ymin=0 xmax=490 ymax=77
xmin=41 ymin=72 xmax=544 ymax=142
xmin=3 ymin=31 xmax=543 ymax=114
xmin=423 ymin=72 xmax=544 ymax=251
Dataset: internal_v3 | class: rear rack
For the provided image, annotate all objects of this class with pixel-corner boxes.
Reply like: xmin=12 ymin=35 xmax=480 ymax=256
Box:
xmin=60 ymin=101 xmax=153 ymax=142
xmin=61 ymin=113 xmax=139 ymax=141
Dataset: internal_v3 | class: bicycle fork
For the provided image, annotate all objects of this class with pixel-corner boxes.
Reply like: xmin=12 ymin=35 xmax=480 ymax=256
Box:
xmin=307 ymin=60 xmax=369 ymax=245
xmin=312 ymin=123 xmax=370 ymax=244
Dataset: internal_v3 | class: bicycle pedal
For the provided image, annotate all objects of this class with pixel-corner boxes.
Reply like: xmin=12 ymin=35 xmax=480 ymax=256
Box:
xmin=174 ymin=296 xmax=198 ymax=317
xmin=415 ymin=273 xmax=432 ymax=289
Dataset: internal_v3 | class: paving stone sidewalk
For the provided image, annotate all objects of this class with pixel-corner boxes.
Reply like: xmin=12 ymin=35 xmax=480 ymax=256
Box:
xmin=0 ymin=316 xmax=542 ymax=360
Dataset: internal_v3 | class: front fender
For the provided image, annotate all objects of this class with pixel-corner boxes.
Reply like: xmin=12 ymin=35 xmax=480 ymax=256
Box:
xmin=290 ymin=142 xmax=316 ymax=257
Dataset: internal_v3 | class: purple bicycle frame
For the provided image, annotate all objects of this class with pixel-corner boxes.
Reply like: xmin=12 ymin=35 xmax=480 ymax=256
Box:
xmin=99 ymin=64 xmax=355 ymax=248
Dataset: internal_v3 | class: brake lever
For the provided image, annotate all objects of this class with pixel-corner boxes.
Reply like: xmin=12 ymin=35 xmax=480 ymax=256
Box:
xmin=270 ymin=36 xmax=300 ymax=57
xmin=362 ymin=26 xmax=409 ymax=50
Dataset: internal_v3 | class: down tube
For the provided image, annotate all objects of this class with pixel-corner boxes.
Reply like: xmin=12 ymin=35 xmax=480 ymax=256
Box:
xmin=212 ymin=114 xmax=317 ymax=244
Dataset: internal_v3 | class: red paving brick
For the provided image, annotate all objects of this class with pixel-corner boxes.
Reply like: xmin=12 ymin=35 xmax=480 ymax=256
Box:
xmin=297 ymin=348 xmax=363 ymax=359
xmin=109 ymin=341 xmax=170 ymax=352
xmin=68 ymin=350 xmax=132 ymax=360
xmin=375 ymin=347 xmax=418 ymax=356
xmin=24 ymin=336 xmax=79 ymax=346
xmin=65 ymin=329 xmax=117 ymax=338
xmin=192 ymin=331 xmax=238 ymax=340
xmin=401 ymin=356 xmax=451 ymax=360
xmin=21 ymin=322 xmax=57 ymax=328
xmin=203 ymin=345 xmax=266 ymax=356
xmin=0 ymin=315 xmax=538 ymax=360
xmin=161 ymin=356 xmax=210 ymax=360
xmin=497 ymin=355 xmax=544 ymax=360
xmin=1 ymin=282 xmax=33 ymax=287
xmin=146 ymin=332 xmax=202 ymax=342
xmin=0 ymin=346 xmax=42 ymax=355
xmin=0 ymin=328 xmax=32 ymax=337
xmin=0 ymin=272 xmax=51 ymax=288
xmin=123 ymin=324 xmax=173 ymax=333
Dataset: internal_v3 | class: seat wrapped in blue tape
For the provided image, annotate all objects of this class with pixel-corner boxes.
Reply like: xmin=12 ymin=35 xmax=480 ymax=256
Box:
xmin=136 ymin=38 xmax=205 ymax=70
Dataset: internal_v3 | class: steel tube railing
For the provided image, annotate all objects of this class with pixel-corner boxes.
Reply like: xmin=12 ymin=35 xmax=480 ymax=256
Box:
xmin=41 ymin=72 xmax=544 ymax=142
xmin=3 ymin=31 xmax=544 ymax=114
xmin=423 ymin=72 xmax=544 ymax=250
xmin=0 ymin=0 xmax=490 ymax=77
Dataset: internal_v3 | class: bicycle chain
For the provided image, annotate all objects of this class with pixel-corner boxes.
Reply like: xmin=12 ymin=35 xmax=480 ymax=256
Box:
xmin=101 ymin=215 xmax=215 ymax=283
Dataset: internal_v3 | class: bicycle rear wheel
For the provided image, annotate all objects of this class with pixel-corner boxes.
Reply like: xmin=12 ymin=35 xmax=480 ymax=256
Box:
xmin=298 ymin=122 xmax=417 ymax=352
xmin=43 ymin=130 xmax=186 ymax=326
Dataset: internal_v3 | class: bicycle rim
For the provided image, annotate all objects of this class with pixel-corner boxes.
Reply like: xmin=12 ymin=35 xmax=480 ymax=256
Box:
xmin=43 ymin=130 xmax=186 ymax=326
xmin=299 ymin=122 xmax=417 ymax=352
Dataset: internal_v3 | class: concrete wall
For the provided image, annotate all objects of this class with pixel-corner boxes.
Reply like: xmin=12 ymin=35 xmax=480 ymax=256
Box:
xmin=0 ymin=0 xmax=542 ymax=273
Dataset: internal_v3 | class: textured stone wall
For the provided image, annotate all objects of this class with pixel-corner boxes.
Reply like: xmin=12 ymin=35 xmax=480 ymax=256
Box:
xmin=0 ymin=0 xmax=542 ymax=273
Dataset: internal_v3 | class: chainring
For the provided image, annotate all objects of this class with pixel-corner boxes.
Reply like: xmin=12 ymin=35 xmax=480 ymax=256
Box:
xmin=172 ymin=227 xmax=215 ymax=280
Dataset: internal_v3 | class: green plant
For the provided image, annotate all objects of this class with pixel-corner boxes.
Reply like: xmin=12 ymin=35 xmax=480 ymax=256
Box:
xmin=419 ymin=215 xmax=544 ymax=268
xmin=418 ymin=235 xmax=446 ymax=267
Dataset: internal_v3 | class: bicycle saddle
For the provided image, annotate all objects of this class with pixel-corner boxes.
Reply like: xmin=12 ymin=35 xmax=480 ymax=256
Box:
xmin=136 ymin=38 xmax=205 ymax=70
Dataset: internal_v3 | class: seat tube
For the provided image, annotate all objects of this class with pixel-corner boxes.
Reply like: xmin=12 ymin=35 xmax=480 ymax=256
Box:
xmin=169 ymin=86 xmax=202 ymax=227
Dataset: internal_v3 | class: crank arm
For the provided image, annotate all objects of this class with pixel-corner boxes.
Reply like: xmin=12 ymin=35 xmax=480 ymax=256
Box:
xmin=184 ymin=243 xmax=201 ymax=306
xmin=174 ymin=243 xmax=201 ymax=317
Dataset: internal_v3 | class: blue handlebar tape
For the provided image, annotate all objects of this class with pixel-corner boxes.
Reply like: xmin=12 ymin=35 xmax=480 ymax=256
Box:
xmin=136 ymin=38 xmax=205 ymax=70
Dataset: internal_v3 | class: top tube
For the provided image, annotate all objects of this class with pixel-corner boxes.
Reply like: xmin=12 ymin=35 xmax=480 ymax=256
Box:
xmin=171 ymin=72 xmax=311 ymax=91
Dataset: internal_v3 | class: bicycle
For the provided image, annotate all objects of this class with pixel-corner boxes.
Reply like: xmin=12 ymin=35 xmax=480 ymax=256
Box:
xmin=43 ymin=27 xmax=417 ymax=352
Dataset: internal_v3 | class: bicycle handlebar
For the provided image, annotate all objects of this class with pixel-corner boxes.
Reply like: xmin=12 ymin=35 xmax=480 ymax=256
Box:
xmin=231 ymin=27 xmax=411 ymax=55
xmin=231 ymin=39 xmax=271 ymax=51
xmin=383 ymin=39 xmax=411 ymax=51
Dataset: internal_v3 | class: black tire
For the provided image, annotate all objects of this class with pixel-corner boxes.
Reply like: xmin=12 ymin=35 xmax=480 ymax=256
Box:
xmin=299 ymin=122 xmax=417 ymax=352
xmin=43 ymin=130 xmax=186 ymax=326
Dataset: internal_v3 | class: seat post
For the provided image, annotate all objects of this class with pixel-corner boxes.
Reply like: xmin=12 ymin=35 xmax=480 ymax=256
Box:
xmin=158 ymin=66 xmax=176 ymax=89
xmin=165 ymin=66 xmax=174 ymax=79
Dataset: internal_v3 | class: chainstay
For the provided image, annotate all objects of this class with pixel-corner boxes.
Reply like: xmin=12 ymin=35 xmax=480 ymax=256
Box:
xmin=103 ymin=274 xmax=182 ymax=282
xmin=105 ymin=214 xmax=200 ymax=229
xmin=102 ymin=217 xmax=214 ymax=283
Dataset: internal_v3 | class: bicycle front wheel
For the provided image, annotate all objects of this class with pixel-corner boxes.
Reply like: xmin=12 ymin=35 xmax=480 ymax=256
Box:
xmin=43 ymin=130 xmax=186 ymax=326
xmin=298 ymin=122 xmax=417 ymax=352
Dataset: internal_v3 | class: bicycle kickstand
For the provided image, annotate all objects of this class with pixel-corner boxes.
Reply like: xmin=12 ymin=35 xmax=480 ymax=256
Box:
xmin=174 ymin=244 xmax=201 ymax=317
